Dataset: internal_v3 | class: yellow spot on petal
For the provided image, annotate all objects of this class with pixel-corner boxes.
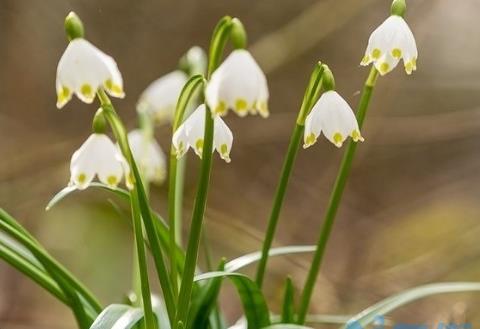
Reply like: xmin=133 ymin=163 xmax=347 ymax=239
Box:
xmin=214 ymin=101 xmax=227 ymax=116
xmin=81 ymin=84 xmax=93 ymax=98
xmin=195 ymin=139 xmax=204 ymax=156
xmin=235 ymin=99 xmax=248 ymax=114
xmin=104 ymin=79 xmax=124 ymax=96
xmin=256 ymin=101 xmax=269 ymax=118
xmin=379 ymin=62 xmax=390 ymax=75
xmin=107 ymin=175 xmax=118 ymax=186
xmin=371 ymin=48 xmax=382 ymax=59
xmin=220 ymin=143 xmax=231 ymax=162
xmin=392 ymin=48 xmax=402 ymax=59
xmin=333 ymin=132 xmax=343 ymax=147
xmin=57 ymin=86 xmax=71 ymax=106
xmin=351 ymin=130 xmax=364 ymax=142
xmin=77 ymin=173 xmax=86 ymax=184
xmin=405 ymin=58 xmax=417 ymax=74
xmin=360 ymin=54 xmax=370 ymax=65
xmin=303 ymin=133 xmax=317 ymax=148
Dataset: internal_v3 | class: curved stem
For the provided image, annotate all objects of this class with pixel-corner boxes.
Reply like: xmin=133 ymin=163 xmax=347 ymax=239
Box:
xmin=255 ymin=63 xmax=324 ymax=288
xmin=297 ymin=67 xmax=379 ymax=324
xmin=98 ymin=90 xmax=174 ymax=325
xmin=131 ymin=191 xmax=157 ymax=329
xmin=168 ymin=74 xmax=206 ymax=300
xmin=175 ymin=16 xmax=245 ymax=329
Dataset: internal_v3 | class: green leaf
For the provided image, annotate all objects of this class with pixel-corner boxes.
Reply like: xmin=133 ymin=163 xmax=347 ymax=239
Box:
xmin=89 ymin=304 xmax=142 ymax=329
xmin=194 ymin=271 xmax=271 ymax=329
xmin=343 ymin=282 xmax=480 ymax=329
xmin=281 ymin=277 xmax=295 ymax=324
xmin=46 ymin=183 xmax=129 ymax=211
xmin=264 ymin=325 xmax=312 ymax=329
xmin=46 ymin=183 xmax=186 ymax=272
xmin=188 ymin=260 xmax=226 ymax=329
xmin=225 ymin=245 xmax=316 ymax=272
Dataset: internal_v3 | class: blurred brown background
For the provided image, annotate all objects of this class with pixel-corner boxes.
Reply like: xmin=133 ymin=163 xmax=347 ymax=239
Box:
xmin=2 ymin=0 xmax=480 ymax=328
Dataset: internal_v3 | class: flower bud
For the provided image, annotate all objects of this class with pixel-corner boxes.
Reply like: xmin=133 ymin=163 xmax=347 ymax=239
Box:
xmin=391 ymin=0 xmax=406 ymax=17
xmin=64 ymin=12 xmax=84 ymax=40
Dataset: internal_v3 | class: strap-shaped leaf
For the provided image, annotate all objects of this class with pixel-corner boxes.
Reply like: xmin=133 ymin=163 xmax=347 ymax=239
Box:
xmin=188 ymin=260 xmax=225 ymax=328
xmin=46 ymin=183 xmax=186 ymax=270
xmin=343 ymin=282 xmax=480 ymax=329
xmin=281 ymin=277 xmax=295 ymax=324
xmin=194 ymin=271 xmax=271 ymax=329
xmin=89 ymin=304 xmax=142 ymax=329
xmin=225 ymin=246 xmax=316 ymax=273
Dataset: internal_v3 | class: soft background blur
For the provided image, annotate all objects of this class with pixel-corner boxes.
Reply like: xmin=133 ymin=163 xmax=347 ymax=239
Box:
xmin=2 ymin=0 xmax=480 ymax=328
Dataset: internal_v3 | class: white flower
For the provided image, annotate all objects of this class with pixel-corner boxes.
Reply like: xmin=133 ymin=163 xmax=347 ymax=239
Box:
xmin=56 ymin=38 xmax=124 ymax=109
xmin=360 ymin=15 xmax=417 ymax=75
xmin=227 ymin=317 xmax=246 ymax=329
xmin=128 ymin=130 xmax=166 ymax=184
xmin=304 ymin=91 xmax=364 ymax=148
xmin=172 ymin=104 xmax=233 ymax=162
xmin=70 ymin=133 xmax=132 ymax=190
xmin=206 ymin=49 xmax=269 ymax=118
xmin=136 ymin=71 xmax=188 ymax=124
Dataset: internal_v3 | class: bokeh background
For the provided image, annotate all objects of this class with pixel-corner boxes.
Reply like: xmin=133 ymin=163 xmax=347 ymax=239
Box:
xmin=2 ymin=0 xmax=480 ymax=328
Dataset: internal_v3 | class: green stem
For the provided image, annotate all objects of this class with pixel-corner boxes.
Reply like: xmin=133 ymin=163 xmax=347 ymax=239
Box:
xmin=255 ymin=123 xmax=303 ymax=286
xmin=168 ymin=74 xmax=206 ymax=301
xmin=174 ymin=17 xmax=244 ymax=329
xmin=98 ymin=90 xmax=175 ymax=324
xmin=255 ymin=63 xmax=324 ymax=288
xmin=297 ymin=67 xmax=379 ymax=324
xmin=131 ymin=192 xmax=157 ymax=329
xmin=175 ymin=106 xmax=215 ymax=329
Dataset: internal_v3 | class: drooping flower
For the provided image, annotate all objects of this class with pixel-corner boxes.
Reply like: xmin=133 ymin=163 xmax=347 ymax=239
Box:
xmin=206 ymin=49 xmax=269 ymax=118
xmin=172 ymin=104 xmax=233 ymax=162
xmin=136 ymin=71 xmax=188 ymax=124
xmin=70 ymin=133 xmax=132 ymax=190
xmin=360 ymin=15 xmax=417 ymax=75
xmin=127 ymin=129 xmax=167 ymax=184
xmin=56 ymin=38 xmax=124 ymax=109
xmin=304 ymin=91 xmax=364 ymax=148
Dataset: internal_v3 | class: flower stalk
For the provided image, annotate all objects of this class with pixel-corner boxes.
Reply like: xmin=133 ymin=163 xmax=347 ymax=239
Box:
xmin=98 ymin=90 xmax=175 ymax=326
xmin=255 ymin=62 xmax=325 ymax=287
xmin=297 ymin=66 xmax=379 ymax=324
xmin=174 ymin=16 xmax=246 ymax=329
xmin=168 ymin=74 xmax=206 ymax=299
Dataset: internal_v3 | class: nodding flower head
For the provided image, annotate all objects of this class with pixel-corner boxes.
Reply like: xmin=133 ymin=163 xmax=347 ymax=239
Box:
xmin=56 ymin=38 xmax=124 ymax=109
xmin=136 ymin=71 xmax=188 ymax=125
xmin=360 ymin=15 xmax=417 ymax=75
xmin=172 ymin=104 xmax=233 ymax=162
xmin=206 ymin=49 xmax=269 ymax=118
xmin=127 ymin=129 xmax=167 ymax=184
xmin=304 ymin=91 xmax=364 ymax=149
xmin=70 ymin=133 xmax=132 ymax=190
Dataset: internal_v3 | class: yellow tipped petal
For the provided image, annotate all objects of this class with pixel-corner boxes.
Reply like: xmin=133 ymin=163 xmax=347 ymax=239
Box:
xmin=234 ymin=98 xmax=248 ymax=115
xmin=57 ymin=86 xmax=71 ymax=108
xmin=391 ymin=48 xmax=402 ymax=59
xmin=333 ymin=132 xmax=343 ymax=148
xmin=214 ymin=101 xmax=227 ymax=116
xmin=379 ymin=62 xmax=390 ymax=75
xmin=81 ymin=83 xmax=94 ymax=100
xmin=107 ymin=175 xmax=118 ymax=187
xmin=371 ymin=48 xmax=382 ymax=59
xmin=351 ymin=130 xmax=364 ymax=142
xmin=303 ymin=133 xmax=317 ymax=149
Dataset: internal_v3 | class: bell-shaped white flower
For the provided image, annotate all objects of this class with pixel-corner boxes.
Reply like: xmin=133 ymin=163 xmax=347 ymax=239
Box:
xmin=360 ymin=15 xmax=417 ymax=75
xmin=304 ymin=91 xmax=364 ymax=148
xmin=206 ymin=49 xmax=269 ymax=118
xmin=172 ymin=104 xmax=233 ymax=162
xmin=136 ymin=71 xmax=188 ymax=124
xmin=70 ymin=133 xmax=132 ymax=190
xmin=56 ymin=38 xmax=124 ymax=109
xmin=128 ymin=129 xmax=167 ymax=184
